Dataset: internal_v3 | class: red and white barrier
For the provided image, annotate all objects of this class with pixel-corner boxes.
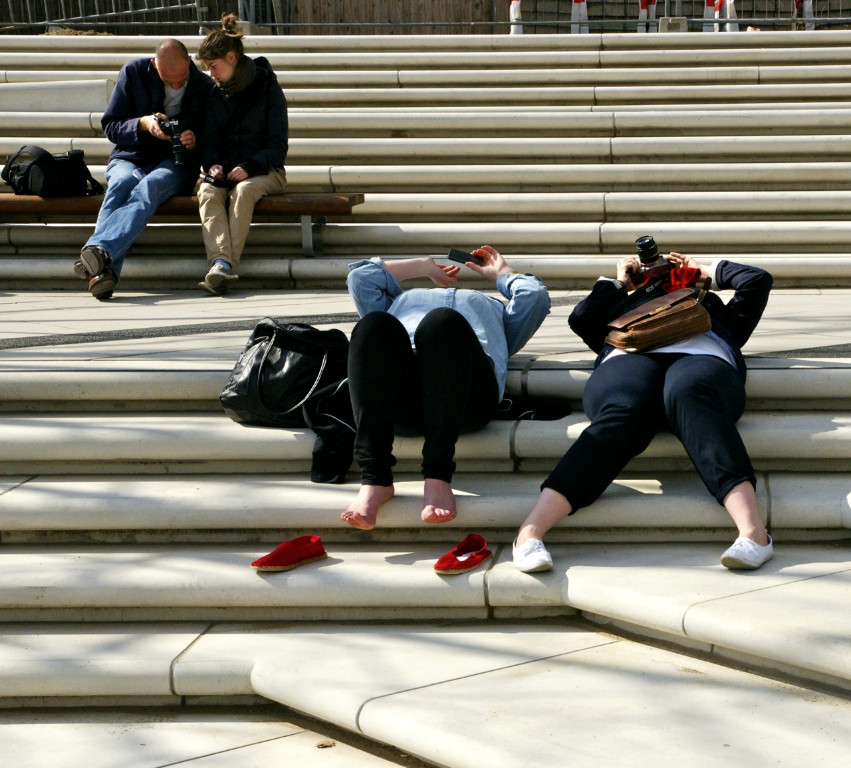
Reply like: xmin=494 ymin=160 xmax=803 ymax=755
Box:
xmin=718 ymin=0 xmax=739 ymax=32
xmin=571 ymin=0 xmax=589 ymax=34
xmin=509 ymin=0 xmax=523 ymax=35
xmin=703 ymin=0 xmax=718 ymax=32
xmin=637 ymin=0 xmax=657 ymax=34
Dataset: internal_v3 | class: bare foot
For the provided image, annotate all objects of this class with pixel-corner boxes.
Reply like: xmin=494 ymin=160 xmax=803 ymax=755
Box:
xmin=341 ymin=485 xmax=395 ymax=530
xmin=421 ymin=478 xmax=457 ymax=524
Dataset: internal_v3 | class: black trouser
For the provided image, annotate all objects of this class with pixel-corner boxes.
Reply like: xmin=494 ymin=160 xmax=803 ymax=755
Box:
xmin=542 ymin=353 xmax=756 ymax=511
xmin=348 ymin=308 xmax=499 ymax=485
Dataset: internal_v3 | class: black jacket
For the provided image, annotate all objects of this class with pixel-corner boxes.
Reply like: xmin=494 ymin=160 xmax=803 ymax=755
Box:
xmin=201 ymin=56 xmax=288 ymax=178
xmin=102 ymin=57 xmax=214 ymax=181
xmin=568 ymin=260 xmax=773 ymax=380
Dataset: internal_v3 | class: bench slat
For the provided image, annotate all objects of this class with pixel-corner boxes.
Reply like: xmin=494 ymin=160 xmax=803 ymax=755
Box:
xmin=0 ymin=192 xmax=365 ymax=217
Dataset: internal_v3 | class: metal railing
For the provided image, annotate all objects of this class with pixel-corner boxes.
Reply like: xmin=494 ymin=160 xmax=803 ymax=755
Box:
xmin=1 ymin=0 xmax=849 ymax=34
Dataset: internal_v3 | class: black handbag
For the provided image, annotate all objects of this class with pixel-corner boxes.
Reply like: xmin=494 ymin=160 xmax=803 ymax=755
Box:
xmin=220 ymin=319 xmax=350 ymax=429
xmin=1 ymin=144 xmax=104 ymax=197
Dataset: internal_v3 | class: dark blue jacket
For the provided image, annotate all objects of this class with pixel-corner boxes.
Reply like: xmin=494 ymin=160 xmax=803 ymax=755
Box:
xmin=201 ymin=56 xmax=288 ymax=178
xmin=101 ymin=57 xmax=214 ymax=180
xmin=568 ymin=260 xmax=773 ymax=380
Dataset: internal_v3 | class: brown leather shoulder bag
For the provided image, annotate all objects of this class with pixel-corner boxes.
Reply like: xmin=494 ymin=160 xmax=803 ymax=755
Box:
xmin=605 ymin=287 xmax=711 ymax=353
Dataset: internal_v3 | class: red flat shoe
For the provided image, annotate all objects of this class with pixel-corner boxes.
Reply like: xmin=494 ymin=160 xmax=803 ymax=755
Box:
xmin=434 ymin=533 xmax=492 ymax=575
xmin=251 ymin=534 xmax=328 ymax=571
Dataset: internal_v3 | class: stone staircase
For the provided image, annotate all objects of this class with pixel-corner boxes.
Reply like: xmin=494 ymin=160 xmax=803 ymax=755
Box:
xmin=0 ymin=30 xmax=850 ymax=768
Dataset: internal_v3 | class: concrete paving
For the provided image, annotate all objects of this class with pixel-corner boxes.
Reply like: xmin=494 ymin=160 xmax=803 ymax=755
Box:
xmin=2 ymin=706 xmax=427 ymax=768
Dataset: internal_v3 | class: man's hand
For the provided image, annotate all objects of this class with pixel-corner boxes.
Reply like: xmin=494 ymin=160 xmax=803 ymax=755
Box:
xmin=206 ymin=164 xmax=225 ymax=180
xmin=179 ymin=129 xmax=197 ymax=151
xmin=140 ymin=112 xmax=168 ymax=140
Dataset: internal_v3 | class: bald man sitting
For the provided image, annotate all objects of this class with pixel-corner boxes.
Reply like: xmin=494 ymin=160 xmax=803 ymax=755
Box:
xmin=74 ymin=39 xmax=214 ymax=300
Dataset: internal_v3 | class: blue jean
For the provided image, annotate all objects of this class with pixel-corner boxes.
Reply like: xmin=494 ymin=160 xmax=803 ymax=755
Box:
xmin=84 ymin=156 xmax=188 ymax=278
xmin=542 ymin=353 xmax=755 ymax=510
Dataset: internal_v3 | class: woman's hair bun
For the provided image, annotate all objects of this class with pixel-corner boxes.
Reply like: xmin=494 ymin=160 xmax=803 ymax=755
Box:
xmin=221 ymin=13 xmax=244 ymax=38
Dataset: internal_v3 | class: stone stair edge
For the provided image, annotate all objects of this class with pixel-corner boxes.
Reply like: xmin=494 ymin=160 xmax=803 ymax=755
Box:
xmin=0 ymin=471 xmax=848 ymax=534
xmin=0 ymin=540 xmax=848 ymax=696
xmin=1 ymin=412 xmax=851 ymax=464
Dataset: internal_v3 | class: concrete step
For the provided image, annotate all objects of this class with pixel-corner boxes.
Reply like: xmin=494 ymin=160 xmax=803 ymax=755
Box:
xmin=11 ymin=160 xmax=849 ymax=193
xmin=0 ymin=356 xmax=848 ymax=411
xmin=0 ymin=706 xmax=414 ymax=768
xmin=8 ymin=134 xmax=851 ymax=166
xmin=6 ymin=78 xmax=851 ymax=112
xmin=0 ymin=471 xmax=847 ymax=543
xmin=2 ymin=620 xmax=849 ymax=766
xmin=0 ymin=542 xmax=848 ymax=690
xmin=7 ymin=107 xmax=851 ymax=139
xmin=5 ymin=252 xmax=851 ymax=289
xmin=12 ymin=191 xmax=851 ymax=224
xmin=0 ymin=410 xmax=849 ymax=475
xmin=5 ymin=46 xmax=851 ymax=71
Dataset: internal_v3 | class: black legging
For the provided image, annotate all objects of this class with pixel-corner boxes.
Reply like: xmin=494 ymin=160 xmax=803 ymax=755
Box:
xmin=542 ymin=352 xmax=756 ymax=511
xmin=348 ymin=308 xmax=499 ymax=485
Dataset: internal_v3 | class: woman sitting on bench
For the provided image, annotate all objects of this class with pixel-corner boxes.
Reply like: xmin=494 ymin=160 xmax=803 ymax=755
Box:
xmin=196 ymin=13 xmax=288 ymax=295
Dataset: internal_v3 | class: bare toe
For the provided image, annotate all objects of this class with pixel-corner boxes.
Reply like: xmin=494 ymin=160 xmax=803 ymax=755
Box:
xmin=341 ymin=485 xmax=394 ymax=530
xmin=421 ymin=479 xmax=457 ymax=524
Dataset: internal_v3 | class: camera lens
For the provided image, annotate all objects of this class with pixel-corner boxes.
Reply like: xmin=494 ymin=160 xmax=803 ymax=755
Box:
xmin=635 ymin=235 xmax=659 ymax=265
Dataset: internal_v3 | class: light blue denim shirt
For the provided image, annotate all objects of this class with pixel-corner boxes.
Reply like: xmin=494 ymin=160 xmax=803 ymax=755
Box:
xmin=347 ymin=257 xmax=551 ymax=398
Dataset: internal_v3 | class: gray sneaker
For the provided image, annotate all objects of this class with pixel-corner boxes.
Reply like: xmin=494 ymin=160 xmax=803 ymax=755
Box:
xmin=721 ymin=535 xmax=774 ymax=570
xmin=512 ymin=537 xmax=553 ymax=573
xmin=75 ymin=245 xmax=109 ymax=279
xmin=199 ymin=262 xmax=238 ymax=295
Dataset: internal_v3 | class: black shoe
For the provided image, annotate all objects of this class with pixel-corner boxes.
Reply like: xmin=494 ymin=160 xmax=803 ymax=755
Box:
xmin=88 ymin=268 xmax=117 ymax=301
xmin=75 ymin=245 xmax=110 ymax=279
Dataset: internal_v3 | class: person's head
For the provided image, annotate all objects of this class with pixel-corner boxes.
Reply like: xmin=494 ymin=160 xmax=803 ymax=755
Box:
xmin=152 ymin=38 xmax=191 ymax=90
xmin=197 ymin=13 xmax=245 ymax=84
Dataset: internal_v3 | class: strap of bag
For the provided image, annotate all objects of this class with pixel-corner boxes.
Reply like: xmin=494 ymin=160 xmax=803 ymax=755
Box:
xmin=1 ymin=145 xmax=51 ymax=184
xmin=84 ymin=165 xmax=104 ymax=195
xmin=262 ymin=327 xmax=330 ymax=417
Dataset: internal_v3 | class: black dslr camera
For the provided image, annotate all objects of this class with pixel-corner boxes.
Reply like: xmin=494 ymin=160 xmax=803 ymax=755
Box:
xmin=157 ymin=117 xmax=189 ymax=166
xmin=631 ymin=235 xmax=671 ymax=282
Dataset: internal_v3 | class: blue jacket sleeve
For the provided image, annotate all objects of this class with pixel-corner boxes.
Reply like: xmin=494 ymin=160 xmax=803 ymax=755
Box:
xmin=498 ymin=272 xmax=551 ymax=355
xmin=346 ymin=258 xmax=403 ymax=317
xmin=101 ymin=62 xmax=146 ymax=147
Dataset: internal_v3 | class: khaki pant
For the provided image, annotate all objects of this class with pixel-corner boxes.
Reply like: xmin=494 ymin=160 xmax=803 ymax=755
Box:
xmin=197 ymin=167 xmax=287 ymax=271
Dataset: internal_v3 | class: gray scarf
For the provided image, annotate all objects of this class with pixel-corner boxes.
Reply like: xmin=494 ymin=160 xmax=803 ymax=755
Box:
xmin=217 ymin=55 xmax=256 ymax=99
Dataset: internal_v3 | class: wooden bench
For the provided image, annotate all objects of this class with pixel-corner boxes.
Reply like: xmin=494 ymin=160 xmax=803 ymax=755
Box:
xmin=0 ymin=192 xmax=365 ymax=257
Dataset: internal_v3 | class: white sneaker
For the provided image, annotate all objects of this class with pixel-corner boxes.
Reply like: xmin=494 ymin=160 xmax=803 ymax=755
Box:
xmin=721 ymin=535 xmax=773 ymax=570
xmin=512 ymin=537 xmax=553 ymax=573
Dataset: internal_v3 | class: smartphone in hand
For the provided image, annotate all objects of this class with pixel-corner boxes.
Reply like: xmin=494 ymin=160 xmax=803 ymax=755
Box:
xmin=447 ymin=248 xmax=485 ymax=267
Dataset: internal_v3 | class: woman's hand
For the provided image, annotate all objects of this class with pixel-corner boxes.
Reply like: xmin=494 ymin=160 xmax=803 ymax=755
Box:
xmin=467 ymin=245 xmax=513 ymax=282
xmin=616 ymin=257 xmax=640 ymax=291
xmin=383 ymin=257 xmax=459 ymax=286
xmin=667 ymin=252 xmax=711 ymax=282
xmin=428 ymin=261 xmax=460 ymax=287
xmin=227 ymin=166 xmax=249 ymax=183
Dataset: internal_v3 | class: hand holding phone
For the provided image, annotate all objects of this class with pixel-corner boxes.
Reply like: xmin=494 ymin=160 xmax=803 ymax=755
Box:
xmin=447 ymin=248 xmax=485 ymax=267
